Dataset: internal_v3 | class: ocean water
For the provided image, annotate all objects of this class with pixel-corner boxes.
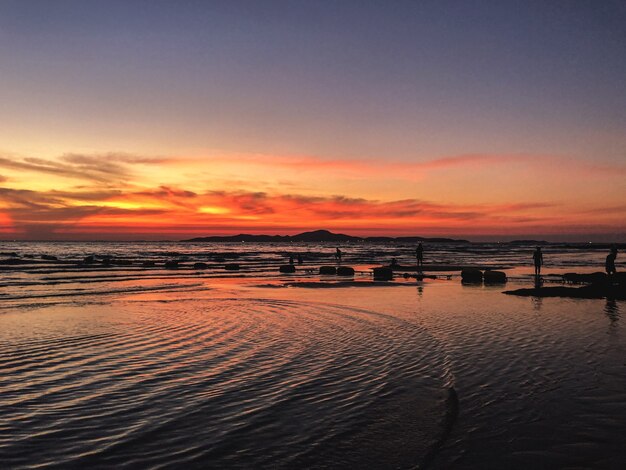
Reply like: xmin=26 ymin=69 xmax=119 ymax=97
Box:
xmin=0 ymin=241 xmax=624 ymax=468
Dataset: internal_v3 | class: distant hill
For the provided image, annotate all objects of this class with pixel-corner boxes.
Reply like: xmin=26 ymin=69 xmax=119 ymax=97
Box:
xmin=183 ymin=229 xmax=469 ymax=243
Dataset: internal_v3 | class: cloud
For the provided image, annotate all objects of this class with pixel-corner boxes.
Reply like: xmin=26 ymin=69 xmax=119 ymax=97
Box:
xmin=0 ymin=152 xmax=173 ymax=183
xmin=1 ymin=182 xmax=584 ymax=239
xmin=202 ymin=152 xmax=626 ymax=181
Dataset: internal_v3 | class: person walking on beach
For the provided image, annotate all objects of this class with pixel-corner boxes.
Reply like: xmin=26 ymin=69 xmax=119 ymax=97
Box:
xmin=416 ymin=243 xmax=424 ymax=268
xmin=606 ymin=247 xmax=618 ymax=275
xmin=335 ymin=247 xmax=342 ymax=263
xmin=533 ymin=246 xmax=543 ymax=276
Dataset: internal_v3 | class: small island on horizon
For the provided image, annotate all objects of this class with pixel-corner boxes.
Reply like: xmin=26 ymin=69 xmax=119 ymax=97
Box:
xmin=182 ymin=229 xmax=470 ymax=244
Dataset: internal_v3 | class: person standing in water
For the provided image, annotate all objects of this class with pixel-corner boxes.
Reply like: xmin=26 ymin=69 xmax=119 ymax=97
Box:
xmin=416 ymin=243 xmax=424 ymax=269
xmin=533 ymin=246 xmax=543 ymax=276
xmin=335 ymin=248 xmax=342 ymax=263
xmin=606 ymin=247 xmax=618 ymax=275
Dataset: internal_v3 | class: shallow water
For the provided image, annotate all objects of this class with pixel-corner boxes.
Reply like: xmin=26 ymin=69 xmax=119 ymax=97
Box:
xmin=1 ymin=241 xmax=625 ymax=468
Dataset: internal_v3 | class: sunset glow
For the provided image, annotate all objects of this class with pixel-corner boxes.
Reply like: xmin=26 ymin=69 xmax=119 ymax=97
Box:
xmin=1 ymin=2 xmax=624 ymax=241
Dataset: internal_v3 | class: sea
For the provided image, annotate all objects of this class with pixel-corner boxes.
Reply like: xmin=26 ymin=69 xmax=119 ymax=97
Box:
xmin=0 ymin=241 xmax=624 ymax=469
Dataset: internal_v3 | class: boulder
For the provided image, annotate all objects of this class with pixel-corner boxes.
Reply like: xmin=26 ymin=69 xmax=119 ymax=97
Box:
xmin=461 ymin=268 xmax=483 ymax=283
xmin=279 ymin=264 xmax=296 ymax=273
xmin=142 ymin=261 xmax=156 ymax=267
xmin=319 ymin=266 xmax=337 ymax=275
xmin=337 ymin=266 xmax=355 ymax=276
xmin=41 ymin=255 xmax=58 ymax=261
xmin=483 ymin=270 xmax=507 ymax=284
xmin=373 ymin=267 xmax=393 ymax=281
xmin=224 ymin=263 xmax=240 ymax=271
xmin=164 ymin=260 xmax=179 ymax=269
xmin=193 ymin=262 xmax=209 ymax=270
xmin=83 ymin=255 xmax=95 ymax=264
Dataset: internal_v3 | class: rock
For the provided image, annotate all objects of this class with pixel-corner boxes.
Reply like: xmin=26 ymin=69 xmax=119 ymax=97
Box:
xmin=563 ymin=272 xmax=607 ymax=284
xmin=461 ymin=268 xmax=483 ymax=283
xmin=83 ymin=255 xmax=95 ymax=264
xmin=319 ymin=266 xmax=337 ymax=275
xmin=41 ymin=255 xmax=58 ymax=261
xmin=337 ymin=266 xmax=355 ymax=276
xmin=214 ymin=257 xmax=226 ymax=263
xmin=506 ymin=274 xmax=626 ymax=300
xmin=142 ymin=261 xmax=156 ymax=267
xmin=164 ymin=260 xmax=179 ymax=269
xmin=0 ymin=252 xmax=18 ymax=257
xmin=483 ymin=270 xmax=507 ymax=284
xmin=0 ymin=258 xmax=28 ymax=265
xmin=193 ymin=262 xmax=208 ymax=270
xmin=279 ymin=264 xmax=296 ymax=273
xmin=373 ymin=267 xmax=393 ymax=280
xmin=112 ymin=259 xmax=132 ymax=266
xmin=224 ymin=263 xmax=240 ymax=271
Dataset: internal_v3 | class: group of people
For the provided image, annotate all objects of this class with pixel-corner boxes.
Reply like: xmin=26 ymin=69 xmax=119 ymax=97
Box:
xmin=289 ymin=243 xmax=619 ymax=276
xmin=532 ymin=246 xmax=619 ymax=276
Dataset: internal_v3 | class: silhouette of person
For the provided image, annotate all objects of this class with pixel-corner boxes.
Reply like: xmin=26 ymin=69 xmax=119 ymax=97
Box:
xmin=533 ymin=246 xmax=543 ymax=276
xmin=606 ymin=247 xmax=618 ymax=275
xmin=335 ymin=248 xmax=342 ymax=263
xmin=416 ymin=243 xmax=423 ymax=268
xmin=297 ymin=254 xmax=303 ymax=265
xmin=289 ymin=255 xmax=294 ymax=265
xmin=391 ymin=257 xmax=398 ymax=267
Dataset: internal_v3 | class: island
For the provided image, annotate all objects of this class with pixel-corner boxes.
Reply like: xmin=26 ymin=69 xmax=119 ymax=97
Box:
xmin=183 ymin=229 xmax=469 ymax=243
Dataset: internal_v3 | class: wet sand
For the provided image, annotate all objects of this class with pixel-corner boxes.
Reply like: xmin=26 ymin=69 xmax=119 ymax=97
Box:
xmin=1 ymin=241 xmax=625 ymax=468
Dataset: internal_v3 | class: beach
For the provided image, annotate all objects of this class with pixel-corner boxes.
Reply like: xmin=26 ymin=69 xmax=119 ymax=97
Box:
xmin=1 ymin=241 xmax=625 ymax=468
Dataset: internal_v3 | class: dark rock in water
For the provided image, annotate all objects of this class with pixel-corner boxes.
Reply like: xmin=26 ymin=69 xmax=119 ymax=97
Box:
xmin=113 ymin=259 xmax=132 ymax=266
xmin=0 ymin=258 xmax=29 ymax=265
xmin=142 ymin=261 xmax=156 ymax=267
xmin=279 ymin=264 xmax=296 ymax=273
xmin=389 ymin=264 xmax=416 ymax=271
xmin=483 ymin=270 xmax=507 ymax=284
xmin=505 ymin=276 xmax=626 ymax=300
xmin=461 ymin=268 xmax=483 ymax=283
xmin=83 ymin=255 xmax=95 ymax=264
xmin=193 ymin=262 xmax=208 ymax=270
xmin=563 ymin=272 xmax=607 ymax=284
xmin=1 ymin=252 xmax=18 ymax=257
xmin=164 ymin=260 xmax=179 ymax=269
xmin=373 ymin=267 xmax=393 ymax=281
xmin=337 ymin=266 xmax=355 ymax=276
xmin=214 ymin=257 xmax=226 ymax=263
xmin=224 ymin=263 xmax=240 ymax=271
xmin=23 ymin=254 xmax=35 ymax=258
xmin=319 ymin=266 xmax=337 ymax=275
xmin=41 ymin=255 xmax=58 ymax=261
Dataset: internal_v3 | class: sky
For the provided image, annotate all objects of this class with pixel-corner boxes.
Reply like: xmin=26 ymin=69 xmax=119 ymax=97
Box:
xmin=0 ymin=0 xmax=625 ymax=241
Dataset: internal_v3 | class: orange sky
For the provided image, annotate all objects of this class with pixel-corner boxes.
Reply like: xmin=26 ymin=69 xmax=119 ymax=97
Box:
xmin=1 ymin=2 xmax=625 ymax=241
xmin=0 ymin=151 xmax=624 ymax=241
